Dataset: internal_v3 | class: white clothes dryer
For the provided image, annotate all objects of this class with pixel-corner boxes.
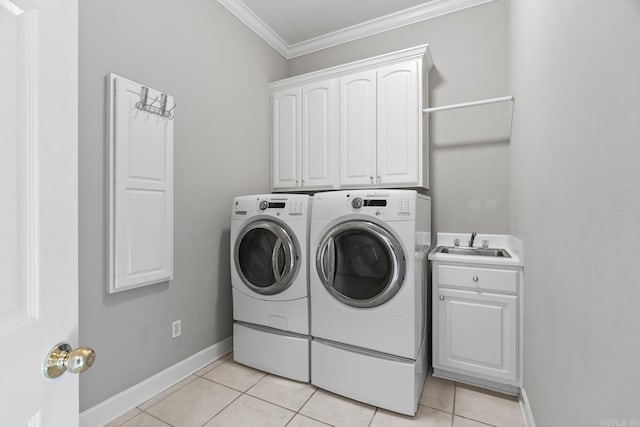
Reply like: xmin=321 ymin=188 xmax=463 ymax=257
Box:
xmin=230 ymin=194 xmax=311 ymax=381
xmin=309 ymin=189 xmax=431 ymax=415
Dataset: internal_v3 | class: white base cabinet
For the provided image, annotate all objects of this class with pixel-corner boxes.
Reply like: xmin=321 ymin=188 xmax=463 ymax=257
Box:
xmin=270 ymin=45 xmax=432 ymax=192
xmin=432 ymin=262 xmax=522 ymax=388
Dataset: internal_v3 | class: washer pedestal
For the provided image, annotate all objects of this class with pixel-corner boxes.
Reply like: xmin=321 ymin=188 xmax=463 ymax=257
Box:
xmin=311 ymin=336 xmax=427 ymax=416
xmin=233 ymin=322 xmax=310 ymax=382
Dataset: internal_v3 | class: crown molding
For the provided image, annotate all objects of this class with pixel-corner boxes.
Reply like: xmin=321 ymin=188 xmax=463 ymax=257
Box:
xmin=217 ymin=0 xmax=289 ymax=57
xmin=218 ymin=0 xmax=496 ymax=60
xmin=287 ymin=0 xmax=496 ymax=58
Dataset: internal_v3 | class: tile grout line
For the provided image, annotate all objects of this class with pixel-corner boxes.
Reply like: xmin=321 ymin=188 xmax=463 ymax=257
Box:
xmin=199 ymin=369 xmax=267 ymax=394
xmin=451 ymin=382 xmax=457 ymax=427
xmin=367 ymin=407 xmax=379 ymax=427
xmin=142 ymin=410 xmax=175 ymax=427
xmin=136 ymin=375 xmax=198 ymax=412
xmin=135 ymin=354 xmax=233 ymax=414
xmin=291 ymin=388 xmax=337 ymax=427
xmin=283 ymin=386 xmax=313 ymax=427
xmin=417 ymin=402 xmax=455 ymax=414
xmin=139 ymin=359 xmax=256 ymax=427
xmin=197 ymin=388 xmax=245 ymax=427
xmin=247 ymin=388 xmax=312 ymax=415
xmin=451 ymin=382 xmax=502 ymax=427
xmin=199 ymin=371 xmax=313 ymax=426
xmin=455 ymin=414 xmax=498 ymax=426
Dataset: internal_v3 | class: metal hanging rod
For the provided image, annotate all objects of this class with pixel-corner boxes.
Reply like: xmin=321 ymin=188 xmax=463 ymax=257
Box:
xmin=422 ymin=96 xmax=514 ymax=114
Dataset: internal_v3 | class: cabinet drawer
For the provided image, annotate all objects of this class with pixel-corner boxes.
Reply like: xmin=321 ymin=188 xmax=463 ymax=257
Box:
xmin=437 ymin=264 xmax=517 ymax=293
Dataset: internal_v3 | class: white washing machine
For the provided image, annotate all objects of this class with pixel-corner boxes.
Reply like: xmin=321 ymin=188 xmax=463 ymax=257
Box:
xmin=230 ymin=194 xmax=311 ymax=382
xmin=309 ymin=190 xmax=431 ymax=415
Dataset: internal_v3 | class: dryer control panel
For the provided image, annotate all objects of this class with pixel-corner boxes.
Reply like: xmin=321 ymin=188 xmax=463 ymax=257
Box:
xmin=345 ymin=191 xmax=414 ymax=220
xmin=312 ymin=190 xmax=428 ymax=221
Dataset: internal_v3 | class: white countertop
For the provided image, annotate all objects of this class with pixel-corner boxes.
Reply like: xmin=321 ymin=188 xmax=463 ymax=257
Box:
xmin=428 ymin=233 xmax=524 ymax=267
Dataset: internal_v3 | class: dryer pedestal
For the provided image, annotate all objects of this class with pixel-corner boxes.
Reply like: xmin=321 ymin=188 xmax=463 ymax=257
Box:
xmin=311 ymin=334 xmax=428 ymax=416
xmin=233 ymin=322 xmax=310 ymax=382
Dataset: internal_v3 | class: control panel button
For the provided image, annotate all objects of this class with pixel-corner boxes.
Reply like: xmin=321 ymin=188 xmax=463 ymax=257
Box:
xmin=259 ymin=200 xmax=268 ymax=210
xmin=351 ymin=197 xmax=363 ymax=209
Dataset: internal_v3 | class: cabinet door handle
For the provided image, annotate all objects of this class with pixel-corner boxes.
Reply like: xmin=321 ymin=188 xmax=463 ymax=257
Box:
xmin=472 ymin=275 xmax=479 ymax=282
xmin=439 ymin=295 xmax=444 ymax=301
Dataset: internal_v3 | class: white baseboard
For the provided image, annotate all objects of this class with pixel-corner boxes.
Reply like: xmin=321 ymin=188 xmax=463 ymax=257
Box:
xmin=80 ymin=336 xmax=233 ymax=427
xmin=519 ymin=387 xmax=537 ymax=427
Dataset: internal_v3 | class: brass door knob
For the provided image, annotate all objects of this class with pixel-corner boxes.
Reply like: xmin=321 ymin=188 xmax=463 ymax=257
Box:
xmin=43 ymin=343 xmax=96 ymax=379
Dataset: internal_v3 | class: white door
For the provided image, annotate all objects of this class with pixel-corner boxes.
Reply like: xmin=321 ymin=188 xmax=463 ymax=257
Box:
xmin=0 ymin=0 xmax=81 ymax=425
xmin=301 ymin=80 xmax=335 ymax=189
xmin=339 ymin=70 xmax=377 ymax=187
xmin=376 ymin=60 xmax=421 ymax=186
xmin=435 ymin=288 xmax=517 ymax=383
xmin=272 ymin=87 xmax=301 ymax=190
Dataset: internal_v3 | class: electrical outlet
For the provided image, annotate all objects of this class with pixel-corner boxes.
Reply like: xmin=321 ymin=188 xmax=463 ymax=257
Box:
xmin=171 ymin=320 xmax=181 ymax=339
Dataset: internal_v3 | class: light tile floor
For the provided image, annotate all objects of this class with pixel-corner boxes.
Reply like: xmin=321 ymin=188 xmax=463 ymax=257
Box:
xmin=105 ymin=354 xmax=525 ymax=427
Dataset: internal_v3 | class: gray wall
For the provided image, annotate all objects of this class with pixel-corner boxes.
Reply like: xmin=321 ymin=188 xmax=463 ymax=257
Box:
xmin=509 ymin=0 xmax=640 ymax=424
xmin=78 ymin=0 xmax=287 ymax=410
xmin=289 ymin=0 xmax=511 ymax=235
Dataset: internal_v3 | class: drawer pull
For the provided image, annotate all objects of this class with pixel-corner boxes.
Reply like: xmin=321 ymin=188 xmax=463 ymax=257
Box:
xmin=439 ymin=295 xmax=444 ymax=301
xmin=472 ymin=275 xmax=479 ymax=282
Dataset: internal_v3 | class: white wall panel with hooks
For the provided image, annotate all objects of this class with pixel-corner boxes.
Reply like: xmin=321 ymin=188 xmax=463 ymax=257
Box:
xmin=106 ymin=73 xmax=174 ymax=293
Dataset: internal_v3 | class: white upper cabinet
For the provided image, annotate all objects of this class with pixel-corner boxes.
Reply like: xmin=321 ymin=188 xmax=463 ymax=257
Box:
xmin=270 ymin=45 xmax=433 ymax=192
xmin=272 ymin=82 xmax=336 ymax=191
xmin=377 ymin=60 xmax=421 ymax=186
xmin=339 ymin=70 xmax=377 ymax=187
xmin=301 ymin=80 xmax=336 ymax=189
xmin=272 ymin=88 xmax=301 ymax=190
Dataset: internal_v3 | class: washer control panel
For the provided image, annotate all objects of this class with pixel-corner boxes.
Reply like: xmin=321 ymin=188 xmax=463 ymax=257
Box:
xmin=232 ymin=194 xmax=310 ymax=218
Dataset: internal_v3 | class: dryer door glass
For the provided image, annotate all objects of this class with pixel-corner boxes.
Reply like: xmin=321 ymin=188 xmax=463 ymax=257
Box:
xmin=235 ymin=220 xmax=298 ymax=295
xmin=316 ymin=221 xmax=405 ymax=308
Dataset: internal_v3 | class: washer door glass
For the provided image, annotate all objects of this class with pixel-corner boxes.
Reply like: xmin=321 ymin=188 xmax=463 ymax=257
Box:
xmin=235 ymin=220 xmax=298 ymax=295
xmin=316 ymin=221 xmax=405 ymax=308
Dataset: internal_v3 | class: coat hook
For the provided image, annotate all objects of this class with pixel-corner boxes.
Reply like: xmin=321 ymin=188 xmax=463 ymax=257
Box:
xmin=159 ymin=94 xmax=168 ymax=115
xmin=139 ymin=87 xmax=149 ymax=105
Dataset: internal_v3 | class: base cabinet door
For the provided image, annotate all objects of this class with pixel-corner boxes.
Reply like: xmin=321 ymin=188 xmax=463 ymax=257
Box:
xmin=435 ymin=288 xmax=517 ymax=383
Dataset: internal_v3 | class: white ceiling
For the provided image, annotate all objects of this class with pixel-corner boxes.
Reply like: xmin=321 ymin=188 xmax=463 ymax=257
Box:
xmin=218 ymin=0 xmax=494 ymax=59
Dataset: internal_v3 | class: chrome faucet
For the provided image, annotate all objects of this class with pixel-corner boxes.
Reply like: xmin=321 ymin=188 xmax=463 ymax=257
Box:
xmin=469 ymin=232 xmax=477 ymax=247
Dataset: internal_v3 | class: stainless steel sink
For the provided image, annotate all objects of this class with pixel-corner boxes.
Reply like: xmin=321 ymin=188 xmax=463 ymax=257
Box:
xmin=435 ymin=246 xmax=511 ymax=258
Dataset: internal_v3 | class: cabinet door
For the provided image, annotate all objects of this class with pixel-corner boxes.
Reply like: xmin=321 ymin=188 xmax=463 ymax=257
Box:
xmin=301 ymin=80 xmax=335 ymax=189
xmin=339 ymin=70 xmax=377 ymax=187
xmin=272 ymin=88 xmax=300 ymax=190
xmin=376 ymin=60 xmax=421 ymax=186
xmin=435 ymin=288 xmax=517 ymax=384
